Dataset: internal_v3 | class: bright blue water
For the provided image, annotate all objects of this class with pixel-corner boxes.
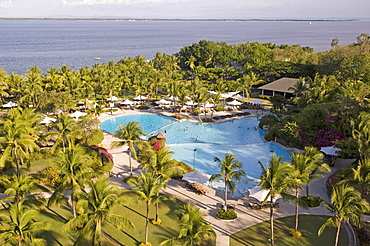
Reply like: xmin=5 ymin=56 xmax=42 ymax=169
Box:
xmin=100 ymin=114 xmax=292 ymax=196
xmin=2 ymin=20 xmax=369 ymax=74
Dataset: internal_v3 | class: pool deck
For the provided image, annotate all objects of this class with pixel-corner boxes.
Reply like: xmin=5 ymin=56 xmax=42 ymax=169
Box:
xmin=99 ymin=108 xmax=364 ymax=246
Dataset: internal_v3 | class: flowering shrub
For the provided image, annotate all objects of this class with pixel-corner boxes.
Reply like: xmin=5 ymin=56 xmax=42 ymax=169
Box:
xmin=299 ymin=128 xmax=343 ymax=147
xmin=326 ymin=168 xmax=343 ymax=193
xmin=90 ymin=145 xmax=113 ymax=162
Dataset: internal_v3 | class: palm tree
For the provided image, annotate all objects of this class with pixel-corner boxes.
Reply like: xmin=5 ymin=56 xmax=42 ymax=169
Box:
xmin=209 ymin=153 xmax=245 ymax=211
xmin=351 ymin=158 xmax=370 ymax=195
xmin=128 ymin=172 xmax=167 ymax=245
xmin=0 ymin=112 xmax=39 ymax=177
xmin=258 ymin=154 xmax=292 ymax=246
xmin=237 ymin=71 xmax=263 ymax=98
xmin=111 ymin=121 xmax=146 ymax=176
xmin=0 ymin=201 xmax=48 ymax=246
xmin=319 ymin=184 xmax=370 ymax=246
xmin=289 ymin=146 xmax=329 ymax=232
xmin=63 ymin=177 xmax=134 ymax=246
xmin=46 ymin=113 xmax=78 ymax=153
xmin=160 ymin=203 xmax=216 ymax=246
xmin=1 ymin=174 xmax=38 ymax=204
xmin=141 ymin=146 xmax=184 ymax=221
xmin=48 ymin=145 xmax=94 ymax=218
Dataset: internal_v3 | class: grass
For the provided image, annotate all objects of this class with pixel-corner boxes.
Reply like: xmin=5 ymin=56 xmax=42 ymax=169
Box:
xmin=2 ymin=158 xmax=58 ymax=176
xmin=230 ymin=215 xmax=349 ymax=246
xmin=5 ymin=190 xmax=215 ymax=246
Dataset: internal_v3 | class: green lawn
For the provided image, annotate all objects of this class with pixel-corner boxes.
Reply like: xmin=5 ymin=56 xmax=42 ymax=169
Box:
xmin=230 ymin=215 xmax=349 ymax=246
xmin=2 ymin=158 xmax=58 ymax=176
xmin=19 ymin=190 xmax=215 ymax=246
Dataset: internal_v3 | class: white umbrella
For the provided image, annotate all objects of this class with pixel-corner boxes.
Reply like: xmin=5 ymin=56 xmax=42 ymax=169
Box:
xmin=120 ymin=99 xmax=134 ymax=105
xmin=106 ymin=96 xmax=120 ymax=101
xmin=70 ymin=111 xmax=87 ymax=118
xmin=320 ymin=146 xmax=341 ymax=156
xmin=40 ymin=116 xmax=57 ymax=124
xmin=185 ymin=101 xmax=198 ymax=106
xmin=155 ymin=99 xmax=171 ymax=105
xmin=227 ymin=100 xmax=242 ymax=106
xmin=232 ymin=94 xmax=245 ymax=100
xmin=249 ymin=99 xmax=264 ymax=104
xmin=133 ymin=95 xmax=147 ymax=101
xmin=248 ymin=185 xmax=281 ymax=202
xmin=2 ymin=101 xmax=18 ymax=108
xmin=182 ymin=171 xmax=211 ymax=184
xmin=203 ymin=102 xmax=214 ymax=108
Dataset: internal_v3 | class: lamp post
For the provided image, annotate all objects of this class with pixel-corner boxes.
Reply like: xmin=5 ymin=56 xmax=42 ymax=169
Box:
xmin=193 ymin=149 xmax=197 ymax=169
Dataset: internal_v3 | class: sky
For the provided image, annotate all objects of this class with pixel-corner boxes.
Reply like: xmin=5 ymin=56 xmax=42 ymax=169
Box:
xmin=0 ymin=0 xmax=369 ymax=19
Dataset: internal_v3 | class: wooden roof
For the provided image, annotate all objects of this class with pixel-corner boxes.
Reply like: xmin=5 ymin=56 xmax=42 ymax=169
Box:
xmin=258 ymin=77 xmax=299 ymax=93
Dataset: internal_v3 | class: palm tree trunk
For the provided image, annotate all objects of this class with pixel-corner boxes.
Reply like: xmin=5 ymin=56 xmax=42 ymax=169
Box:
xmin=145 ymin=202 xmax=150 ymax=244
xmin=155 ymin=201 xmax=159 ymax=221
xmin=270 ymin=196 xmax=274 ymax=246
xmin=71 ymin=183 xmax=77 ymax=218
xmin=306 ymin=184 xmax=309 ymax=197
xmin=224 ymin=182 xmax=228 ymax=211
xmin=14 ymin=147 xmax=20 ymax=177
xmin=295 ymin=188 xmax=299 ymax=231
xmin=335 ymin=220 xmax=342 ymax=246
xmin=128 ymin=147 xmax=133 ymax=176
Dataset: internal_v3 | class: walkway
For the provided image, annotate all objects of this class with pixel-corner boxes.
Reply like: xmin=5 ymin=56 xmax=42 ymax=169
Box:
xmin=99 ymin=109 xmax=362 ymax=246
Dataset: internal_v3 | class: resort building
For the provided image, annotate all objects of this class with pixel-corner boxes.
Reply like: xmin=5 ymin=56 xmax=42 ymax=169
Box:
xmin=258 ymin=77 xmax=299 ymax=99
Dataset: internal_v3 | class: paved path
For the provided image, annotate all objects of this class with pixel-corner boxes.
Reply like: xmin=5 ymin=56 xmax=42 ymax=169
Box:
xmin=99 ymin=109 xmax=362 ymax=246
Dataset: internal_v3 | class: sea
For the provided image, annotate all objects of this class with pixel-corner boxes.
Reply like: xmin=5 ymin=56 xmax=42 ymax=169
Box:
xmin=1 ymin=19 xmax=369 ymax=75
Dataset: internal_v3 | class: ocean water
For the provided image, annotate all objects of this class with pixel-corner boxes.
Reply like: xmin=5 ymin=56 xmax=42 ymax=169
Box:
xmin=1 ymin=20 xmax=369 ymax=74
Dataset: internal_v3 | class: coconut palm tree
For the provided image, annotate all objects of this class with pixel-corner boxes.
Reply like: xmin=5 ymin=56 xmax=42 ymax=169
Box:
xmin=141 ymin=146 xmax=184 ymax=222
xmin=111 ymin=121 xmax=146 ymax=176
xmin=63 ymin=177 xmax=134 ymax=246
xmin=319 ymin=184 xmax=370 ymax=246
xmin=0 ymin=113 xmax=39 ymax=177
xmin=209 ymin=153 xmax=245 ymax=211
xmin=351 ymin=158 xmax=370 ymax=195
xmin=48 ymin=144 xmax=94 ymax=218
xmin=46 ymin=113 xmax=78 ymax=153
xmin=0 ymin=201 xmax=48 ymax=246
xmin=289 ymin=146 xmax=329 ymax=232
xmin=160 ymin=203 xmax=216 ymax=246
xmin=259 ymin=154 xmax=292 ymax=246
xmin=128 ymin=172 xmax=167 ymax=245
xmin=237 ymin=71 xmax=263 ymax=98
xmin=1 ymin=174 xmax=39 ymax=204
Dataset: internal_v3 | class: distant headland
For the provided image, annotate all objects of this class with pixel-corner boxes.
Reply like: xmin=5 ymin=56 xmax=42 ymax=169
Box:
xmin=0 ymin=17 xmax=360 ymax=22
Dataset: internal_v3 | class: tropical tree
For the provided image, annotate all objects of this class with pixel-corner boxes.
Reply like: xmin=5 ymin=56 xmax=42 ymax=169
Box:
xmin=0 ymin=110 xmax=39 ymax=176
xmin=111 ymin=121 xmax=146 ymax=176
xmin=1 ymin=174 xmax=39 ymax=204
xmin=160 ymin=203 xmax=216 ymax=246
xmin=0 ymin=201 xmax=48 ymax=246
xmin=128 ymin=172 xmax=167 ymax=245
xmin=46 ymin=113 xmax=78 ymax=153
xmin=63 ymin=177 xmax=134 ymax=246
xmin=258 ymin=154 xmax=292 ymax=246
xmin=237 ymin=71 xmax=263 ymax=98
xmin=209 ymin=153 xmax=245 ymax=211
xmin=319 ymin=184 xmax=370 ymax=246
xmin=351 ymin=158 xmax=370 ymax=195
xmin=288 ymin=147 xmax=329 ymax=232
xmin=141 ymin=146 xmax=184 ymax=222
xmin=48 ymin=144 xmax=94 ymax=218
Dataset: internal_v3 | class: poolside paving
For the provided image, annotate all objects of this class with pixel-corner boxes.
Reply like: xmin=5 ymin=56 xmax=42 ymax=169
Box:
xmin=99 ymin=109 xmax=366 ymax=246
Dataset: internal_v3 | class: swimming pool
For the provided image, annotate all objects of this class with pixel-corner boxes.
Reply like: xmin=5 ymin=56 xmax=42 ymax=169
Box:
xmin=100 ymin=113 xmax=292 ymax=196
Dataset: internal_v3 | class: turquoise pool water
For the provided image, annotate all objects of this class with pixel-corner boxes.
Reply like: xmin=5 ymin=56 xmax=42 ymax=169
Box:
xmin=100 ymin=114 xmax=292 ymax=196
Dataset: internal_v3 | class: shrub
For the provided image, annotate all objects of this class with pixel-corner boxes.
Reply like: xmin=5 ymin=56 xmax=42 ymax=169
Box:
xmin=202 ymin=118 xmax=214 ymax=123
xmin=152 ymin=219 xmax=162 ymax=225
xmin=214 ymin=106 xmax=225 ymax=111
xmin=138 ymin=105 xmax=150 ymax=109
xmin=290 ymin=230 xmax=302 ymax=238
xmin=85 ymin=129 xmax=104 ymax=146
xmin=37 ymin=166 xmax=62 ymax=187
xmin=140 ymin=242 xmax=152 ymax=246
xmin=216 ymin=209 xmax=237 ymax=220
xmin=300 ymin=195 xmax=321 ymax=207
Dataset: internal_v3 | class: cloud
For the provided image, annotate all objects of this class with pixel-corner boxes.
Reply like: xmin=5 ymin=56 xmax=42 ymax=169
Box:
xmin=62 ymin=0 xmax=184 ymax=6
xmin=0 ymin=0 xmax=13 ymax=8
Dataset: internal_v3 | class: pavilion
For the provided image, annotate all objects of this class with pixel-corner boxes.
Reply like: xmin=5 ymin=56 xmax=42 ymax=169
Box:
xmin=258 ymin=77 xmax=299 ymax=99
